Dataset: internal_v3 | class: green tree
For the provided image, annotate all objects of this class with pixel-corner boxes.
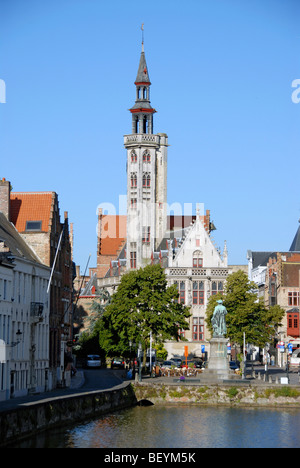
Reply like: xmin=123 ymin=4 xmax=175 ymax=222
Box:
xmin=73 ymin=289 xmax=111 ymax=359
xmin=98 ymin=264 xmax=191 ymax=361
xmin=85 ymin=288 xmax=111 ymax=334
xmin=205 ymin=270 xmax=284 ymax=348
xmin=153 ymin=342 xmax=168 ymax=361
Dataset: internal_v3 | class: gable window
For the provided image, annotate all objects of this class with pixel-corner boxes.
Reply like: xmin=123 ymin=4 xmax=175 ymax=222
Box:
xmin=25 ymin=221 xmax=42 ymax=231
xmin=193 ymin=257 xmax=203 ymax=268
xmin=193 ymin=250 xmax=203 ymax=268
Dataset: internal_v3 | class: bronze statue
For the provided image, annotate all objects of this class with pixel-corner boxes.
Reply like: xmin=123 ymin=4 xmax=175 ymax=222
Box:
xmin=211 ymin=299 xmax=227 ymax=338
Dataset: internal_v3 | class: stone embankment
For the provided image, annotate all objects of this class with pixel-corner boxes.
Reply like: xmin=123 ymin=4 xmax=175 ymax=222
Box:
xmin=0 ymin=383 xmax=137 ymax=447
xmin=133 ymin=382 xmax=300 ymax=407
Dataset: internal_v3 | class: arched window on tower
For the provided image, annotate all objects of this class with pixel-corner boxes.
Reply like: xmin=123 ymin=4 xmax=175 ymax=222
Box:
xmin=131 ymin=150 xmax=137 ymax=163
xmin=131 ymin=173 xmax=137 ymax=188
xmin=143 ymin=115 xmax=148 ymax=134
xmin=133 ymin=115 xmax=138 ymax=134
xmin=143 ymin=150 xmax=151 ymax=163
xmin=143 ymin=173 xmax=151 ymax=188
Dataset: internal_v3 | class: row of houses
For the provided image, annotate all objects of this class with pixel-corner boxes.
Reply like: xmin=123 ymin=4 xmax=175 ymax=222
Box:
xmin=247 ymin=226 xmax=300 ymax=363
xmin=0 ymin=178 xmax=74 ymax=401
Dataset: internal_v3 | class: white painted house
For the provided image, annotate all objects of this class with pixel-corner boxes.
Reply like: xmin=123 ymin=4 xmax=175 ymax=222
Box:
xmin=0 ymin=213 xmax=50 ymax=401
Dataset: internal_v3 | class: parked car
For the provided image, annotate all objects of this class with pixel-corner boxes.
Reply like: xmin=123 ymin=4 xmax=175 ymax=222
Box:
xmin=86 ymin=355 xmax=101 ymax=368
xmin=111 ymin=358 xmax=125 ymax=369
xmin=193 ymin=360 xmax=203 ymax=369
xmin=180 ymin=360 xmax=204 ymax=369
xmin=290 ymin=349 xmax=300 ymax=368
xmin=161 ymin=360 xmax=177 ymax=368
xmin=170 ymin=358 xmax=182 ymax=367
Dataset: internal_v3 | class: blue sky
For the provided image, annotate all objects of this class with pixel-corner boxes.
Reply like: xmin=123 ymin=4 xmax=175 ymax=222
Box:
xmin=0 ymin=0 xmax=300 ymax=272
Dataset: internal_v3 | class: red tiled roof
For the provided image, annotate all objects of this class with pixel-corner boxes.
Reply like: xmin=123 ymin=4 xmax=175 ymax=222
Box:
xmin=10 ymin=192 xmax=55 ymax=232
xmin=99 ymin=215 xmax=126 ymax=255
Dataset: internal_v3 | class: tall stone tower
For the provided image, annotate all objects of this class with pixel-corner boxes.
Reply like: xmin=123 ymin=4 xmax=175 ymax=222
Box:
xmin=124 ymin=41 xmax=168 ymax=270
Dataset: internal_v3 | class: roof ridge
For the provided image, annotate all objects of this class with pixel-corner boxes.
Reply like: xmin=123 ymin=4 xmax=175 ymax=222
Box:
xmin=11 ymin=191 xmax=55 ymax=195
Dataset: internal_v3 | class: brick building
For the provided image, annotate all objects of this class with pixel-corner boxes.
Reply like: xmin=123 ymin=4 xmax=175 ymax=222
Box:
xmin=0 ymin=178 xmax=74 ymax=389
xmin=248 ymin=221 xmax=300 ymax=364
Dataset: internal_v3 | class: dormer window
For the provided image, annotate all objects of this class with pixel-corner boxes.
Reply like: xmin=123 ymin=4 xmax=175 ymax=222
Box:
xmin=25 ymin=221 xmax=42 ymax=231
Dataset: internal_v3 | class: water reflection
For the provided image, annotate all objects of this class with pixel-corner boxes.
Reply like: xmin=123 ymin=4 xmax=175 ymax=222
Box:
xmin=12 ymin=406 xmax=300 ymax=448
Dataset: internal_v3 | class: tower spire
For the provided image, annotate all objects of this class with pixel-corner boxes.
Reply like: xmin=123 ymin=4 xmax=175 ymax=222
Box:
xmin=129 ymin=31 xmax=156 ymax=135
xmin=124 ymin=37 xmax=168 ymax=270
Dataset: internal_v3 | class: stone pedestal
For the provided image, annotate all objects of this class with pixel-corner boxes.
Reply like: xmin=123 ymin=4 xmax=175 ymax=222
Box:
xmin=205 ymin=338 xmax=234 ymax=380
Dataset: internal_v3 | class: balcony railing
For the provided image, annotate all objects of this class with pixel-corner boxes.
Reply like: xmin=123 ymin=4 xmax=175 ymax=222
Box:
xmin=166 ymin=267 xmax=230 ymax=277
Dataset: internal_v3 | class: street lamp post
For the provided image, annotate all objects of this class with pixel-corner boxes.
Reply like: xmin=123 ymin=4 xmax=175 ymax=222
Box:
xmin=138 ymin=342 xmax=142 ymax=382
xmin=242 ymin=332 xmax=246 ymax=380
xmin=149 ymin=331 xmax=152 ymax=377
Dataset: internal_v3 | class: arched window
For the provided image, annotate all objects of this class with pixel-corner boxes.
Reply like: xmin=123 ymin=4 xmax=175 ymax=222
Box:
xmin=143 ymin=173 xmax=151 ymax=188
xmin=131 ymin=151 xmax=137 ymax=163
xmin=143 ymin=150 xmax=151 ymax=163
xmin=130 ymin=173 xmax=137 ymax=188
xmin=193 ymin=250 xmax=203 ymax=268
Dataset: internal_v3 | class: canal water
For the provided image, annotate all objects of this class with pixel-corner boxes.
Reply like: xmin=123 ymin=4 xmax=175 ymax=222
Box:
xmin=14 ymin=405 xmax=300 ymax=448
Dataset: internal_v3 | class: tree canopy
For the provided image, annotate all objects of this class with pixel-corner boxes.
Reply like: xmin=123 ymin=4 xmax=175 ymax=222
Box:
xmin=97 ymin=264 xmax=191 ymax=357
xmin=205 ymin=270 xmax=284 ymax=348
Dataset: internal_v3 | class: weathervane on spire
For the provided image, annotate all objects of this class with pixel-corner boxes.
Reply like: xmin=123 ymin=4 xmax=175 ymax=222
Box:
xmin=141 ymin=23 xmax=144 ymax=49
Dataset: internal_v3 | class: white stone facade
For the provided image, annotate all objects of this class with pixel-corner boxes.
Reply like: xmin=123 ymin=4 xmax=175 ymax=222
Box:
xmin=0 ymin=256 xmax=50 ymax=401
xmin=124 ymin=132 xmax=168 ymax=270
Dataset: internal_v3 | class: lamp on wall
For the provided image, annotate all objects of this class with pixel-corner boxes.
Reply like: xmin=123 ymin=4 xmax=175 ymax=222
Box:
xmin=11 ymin=329 xmax=22 ymax=348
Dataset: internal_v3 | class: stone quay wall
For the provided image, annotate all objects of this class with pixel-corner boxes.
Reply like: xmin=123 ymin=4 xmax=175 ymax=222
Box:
xmin=0 ymin=384 xmax=137 ymax=447
xmin=133 ymin=382 xmax=300 ymax=407
xmin=2 ymin=381 xmax=300 ymax=446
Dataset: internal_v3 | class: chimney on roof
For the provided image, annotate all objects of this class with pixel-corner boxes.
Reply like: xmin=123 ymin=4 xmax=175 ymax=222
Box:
xmin=0 ymin=178 xmax=11 ymax=220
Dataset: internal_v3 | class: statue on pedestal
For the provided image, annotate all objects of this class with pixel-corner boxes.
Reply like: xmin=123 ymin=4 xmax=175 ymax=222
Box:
xmin=211 ymin=299 xmax=227 ymax=338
